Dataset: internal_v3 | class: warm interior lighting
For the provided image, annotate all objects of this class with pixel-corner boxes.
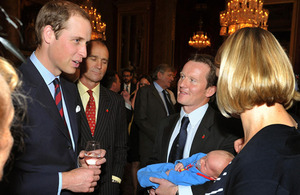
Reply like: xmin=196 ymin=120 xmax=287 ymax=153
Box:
xmin=220 ymin=0 xmax=269 ymax=36
xmin=80 ymin=0 xmax=106 ymax=40
xmin=188 ymin=31 xmax=211 ymax=50
xmin=188 ymin=19 xmax=211 ymax=50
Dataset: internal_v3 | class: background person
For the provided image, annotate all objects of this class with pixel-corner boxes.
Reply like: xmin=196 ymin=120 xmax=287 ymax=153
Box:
xmin=134 ymin=64 xmax=176 ymax=169
xmin=121 ymin=68 xmax=136 ymax=95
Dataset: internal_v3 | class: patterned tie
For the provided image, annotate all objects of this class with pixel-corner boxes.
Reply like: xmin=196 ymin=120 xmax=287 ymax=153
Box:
xmin=168 ymin=116 xmax=190 ymax=163
xmin=86 ymin=90 xmax=96 ymax=136
xmin=163 ymin=90 xmax=175 ymax=115
xmin=53 ymin=78 xmax=64 ymax=118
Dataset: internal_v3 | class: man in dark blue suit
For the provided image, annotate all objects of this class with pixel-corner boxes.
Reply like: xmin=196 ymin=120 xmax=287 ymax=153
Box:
xmin=6 ymin=1 xmax=105 ymax=194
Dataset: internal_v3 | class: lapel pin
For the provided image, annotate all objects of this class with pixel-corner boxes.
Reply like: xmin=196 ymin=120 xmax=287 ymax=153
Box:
xmin=202 ymin=134 xmax=205 ymax=139
xmin=76 ymin=105 xmax=81 ymax=113
xmin=106 ymin=109 xmax=109 ymax=113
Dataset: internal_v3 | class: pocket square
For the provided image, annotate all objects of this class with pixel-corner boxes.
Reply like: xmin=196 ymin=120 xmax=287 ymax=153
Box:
xmin=76 ymin=105 xmax=81 ymax=113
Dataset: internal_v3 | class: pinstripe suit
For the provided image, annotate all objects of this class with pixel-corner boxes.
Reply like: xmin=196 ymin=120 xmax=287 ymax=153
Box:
xmin=78 ymin=84 xmax=127 ymax=195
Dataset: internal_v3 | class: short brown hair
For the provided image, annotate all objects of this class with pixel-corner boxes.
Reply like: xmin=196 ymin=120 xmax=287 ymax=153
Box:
xmin=35 ymin=0 xmax=90 ymax=46
xmin=188 ymin=53 xmax=217 ymax=88
xmin=216 ymin=27 xmax=300 ymax=117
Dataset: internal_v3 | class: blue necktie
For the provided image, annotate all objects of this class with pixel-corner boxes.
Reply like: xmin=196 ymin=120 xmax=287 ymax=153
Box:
xmin=168 ymin=116 xmax=190 ymax=163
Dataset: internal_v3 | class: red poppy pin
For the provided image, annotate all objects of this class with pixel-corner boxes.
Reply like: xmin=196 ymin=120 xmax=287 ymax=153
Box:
xmin=202 ymin=134 xmax=205 ymax=139
xmin=106 ymin=109 xmax=109 ymax=113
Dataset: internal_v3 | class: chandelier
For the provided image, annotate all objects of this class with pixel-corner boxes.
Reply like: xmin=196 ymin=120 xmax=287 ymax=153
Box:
xmin=80 ymin=0 xmax=106 ymax=40
xmin=220 ymin=0 xmax=269 ymax=36
xmin=188 ymin=20 xmax=211 ymax=50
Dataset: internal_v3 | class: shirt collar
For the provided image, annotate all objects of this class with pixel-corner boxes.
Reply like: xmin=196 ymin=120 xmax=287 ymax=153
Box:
xmin=77 ymin=80 xmax=100 ymax=97
xmin=30 ymin=52 xmax=59 ymax=85
xmin=153 ymin=81 xmax=164 ymax=93
xmin=180 ymin=103 xmax=209 ymax=128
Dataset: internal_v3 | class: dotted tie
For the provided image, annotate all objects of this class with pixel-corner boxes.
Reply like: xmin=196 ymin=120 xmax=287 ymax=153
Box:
xmin=86 ymin=90 xmax=96 ymax=136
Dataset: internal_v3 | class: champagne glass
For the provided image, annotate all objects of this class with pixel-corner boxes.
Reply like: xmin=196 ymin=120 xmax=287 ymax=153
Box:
xmin=84 ymin=141 xmax=101 ymax=165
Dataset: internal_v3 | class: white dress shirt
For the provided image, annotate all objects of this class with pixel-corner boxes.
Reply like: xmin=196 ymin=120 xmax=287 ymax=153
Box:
xmin=167 ymin=103 xmax=209 ymax=194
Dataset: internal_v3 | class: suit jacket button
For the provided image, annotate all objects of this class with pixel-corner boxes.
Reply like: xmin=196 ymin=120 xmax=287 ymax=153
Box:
xmin=68 ymin=146 xmax=72 ymax=150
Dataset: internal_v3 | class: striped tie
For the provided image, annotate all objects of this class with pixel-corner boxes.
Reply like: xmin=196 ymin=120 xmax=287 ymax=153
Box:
xmin=53 ymin=78 xmax=64 ymax=118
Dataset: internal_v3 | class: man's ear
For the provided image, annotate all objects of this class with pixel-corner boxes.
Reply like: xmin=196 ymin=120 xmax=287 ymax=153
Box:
xmin=43 ymin=25 xmax=54 ymax=44
xmin=205 ymin=86 xmax=216 ymax=98
xmin=157 ymin=71 xmax=163 ymax=80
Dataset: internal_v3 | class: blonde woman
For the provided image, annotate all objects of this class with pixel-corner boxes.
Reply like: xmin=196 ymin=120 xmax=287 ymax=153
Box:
xmin=0 ymin=57 xmax=20 ymax=180
xmin=206 ymin=27 xmax=300 ymax=195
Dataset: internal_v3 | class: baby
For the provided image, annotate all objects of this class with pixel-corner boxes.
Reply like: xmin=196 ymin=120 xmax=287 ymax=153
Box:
xmin=138 ymin=150 xmax=234 ymax=189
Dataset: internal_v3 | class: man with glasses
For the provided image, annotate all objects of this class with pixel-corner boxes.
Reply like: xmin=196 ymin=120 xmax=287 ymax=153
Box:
xmin=121 ymin=68 xmax=136 ymax=95
xmin=77 ymin=39 xmax=127 ymax=195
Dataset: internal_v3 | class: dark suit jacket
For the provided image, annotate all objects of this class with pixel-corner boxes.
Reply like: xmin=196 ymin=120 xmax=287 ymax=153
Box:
xmin=134 ymin=84 xmax=175 ymax=167
xmin=121 ymin=82 xmax=136 ymax=96
xmin=8 ymin=58 xmax=79 ymax=195
xmin=149 ymin=105 xmax=242 ymax=194
xmin=78 ymin=85 xmax=127 ymax=195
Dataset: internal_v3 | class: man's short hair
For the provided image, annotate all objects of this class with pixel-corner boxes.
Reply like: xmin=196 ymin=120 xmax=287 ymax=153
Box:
xmin=35 ymin=0 xmax=90 ymax=46
xmin=101 ymin=70 xmax=117 ymax=89
xmin=80 ymin=39 xmax=108 ymax=75
xmin=152 ymin=64 xmax=174 ymax=81
xmin=188 ymin=54 xmax=217 ymax=89
xmin=122 ymin=68 xmax=133 ymax=76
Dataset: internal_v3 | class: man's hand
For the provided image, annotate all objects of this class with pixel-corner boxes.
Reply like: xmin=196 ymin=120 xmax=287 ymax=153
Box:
xmin=149 ymin=177 xmax=178 ymax=195
xmin=78 ymin=149 xmax=106 ymax=168
xmin=62 ymin=167 xmax=101 ymax=193
xmin=121 ymin=90 xmax=131 ymax=105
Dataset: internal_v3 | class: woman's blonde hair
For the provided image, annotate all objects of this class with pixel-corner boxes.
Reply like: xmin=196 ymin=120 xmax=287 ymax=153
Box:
xmin=216 ymin=27 xmax=300 ymax=117
xmin=0 ymin=57 xmax=19 ymax=91
xmin=0 ymin=57 xmax=26 ymax=177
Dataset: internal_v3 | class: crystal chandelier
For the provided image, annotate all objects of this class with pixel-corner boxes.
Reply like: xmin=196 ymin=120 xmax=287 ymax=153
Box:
xmin=220 ymin=0 xmax=269 ymax=36
xmin=188 ymin=20 xmax=211 ymax=50
xmin=80 ymin=0 xmax=106 ymax=40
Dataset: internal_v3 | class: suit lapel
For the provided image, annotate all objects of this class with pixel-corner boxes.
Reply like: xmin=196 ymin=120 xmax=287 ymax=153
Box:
xmin=150 ymin=84 xmax=167 ymax=115
xmin=22 ymin=60 xmax=73 ymax=145
xmin=190 ymin=106 xmax=215 ymax=155
xmin=61 ymin=78 xmax=79 ymax=145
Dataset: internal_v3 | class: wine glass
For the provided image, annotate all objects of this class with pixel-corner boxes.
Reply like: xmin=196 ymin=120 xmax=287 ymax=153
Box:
xmin=84 ymin=140 xmax=101 ymax=165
